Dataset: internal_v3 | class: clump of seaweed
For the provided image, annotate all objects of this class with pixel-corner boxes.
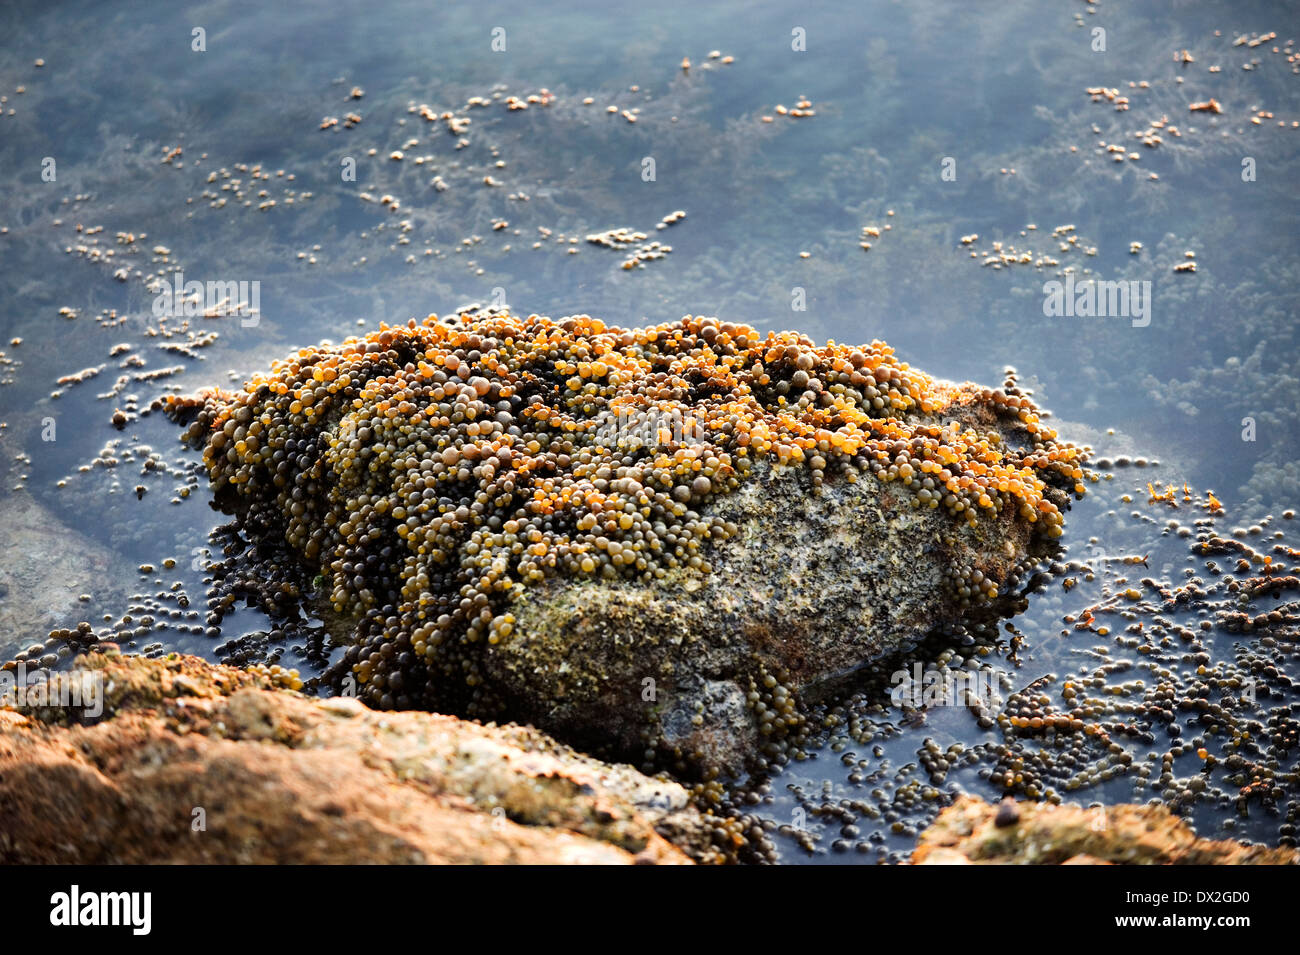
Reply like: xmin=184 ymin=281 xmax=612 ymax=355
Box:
xmin=166 ymin=309 xmax=1088 ymax=720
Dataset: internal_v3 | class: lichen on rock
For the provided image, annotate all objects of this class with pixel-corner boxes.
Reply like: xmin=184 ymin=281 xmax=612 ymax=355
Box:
xmin=167 ymin=308 xmax=1090 ymax=776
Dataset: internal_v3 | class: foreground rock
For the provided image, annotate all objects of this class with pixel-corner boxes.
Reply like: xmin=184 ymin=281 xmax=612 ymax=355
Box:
xmin=913 ymin=795 xmax=1298 ymax=865
xmin=0 ymin=651 xmax=716 ymax=864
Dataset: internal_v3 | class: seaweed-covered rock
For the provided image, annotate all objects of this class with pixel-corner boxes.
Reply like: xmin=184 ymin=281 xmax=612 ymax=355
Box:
xmin=913 ymin=795 xmax=1298 ymax=865
xmin=487 ymin=451 xmax=1053 ymax=776
xmin=167 ymin=309 xmax=1089 ymax=777
xmin=0 ymin=651 xmax=714 ymax=864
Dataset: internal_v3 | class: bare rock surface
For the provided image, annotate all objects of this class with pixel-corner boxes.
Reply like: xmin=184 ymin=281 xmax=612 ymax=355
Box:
xmin=913 ymin=795 xmax=1298 ymax=865
xmin=0 ymin=651 xmax=714 ymax=864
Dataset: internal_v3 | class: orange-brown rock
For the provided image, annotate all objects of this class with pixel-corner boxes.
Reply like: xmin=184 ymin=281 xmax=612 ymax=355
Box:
xmin=913 ymin=795 xmax=1297 ymax=865
xmin=0 ymin=651 xmax=714 ymax=864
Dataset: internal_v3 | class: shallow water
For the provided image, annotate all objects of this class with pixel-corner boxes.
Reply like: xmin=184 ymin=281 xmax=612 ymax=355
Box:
xmin=1 ymin=0 xmax=1298 ymax=861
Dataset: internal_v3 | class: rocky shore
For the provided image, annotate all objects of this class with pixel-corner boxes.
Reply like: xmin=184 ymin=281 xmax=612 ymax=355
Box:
xmin=4 ymin=652 xmax=1292 ymax=865
xmin=0 ymin=651 xmax=719 ymax=864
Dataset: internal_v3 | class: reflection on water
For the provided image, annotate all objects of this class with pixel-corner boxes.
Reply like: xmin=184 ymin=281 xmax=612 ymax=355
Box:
xmin=1 ymin=0 xmax=1298 ymax=861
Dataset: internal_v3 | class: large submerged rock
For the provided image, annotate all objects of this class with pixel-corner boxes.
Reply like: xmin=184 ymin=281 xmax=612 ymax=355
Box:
xmin=0 ymin=651 xmax=714 ymax=864
xmin=167 ymin=310 xmax=1089 ymax=777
